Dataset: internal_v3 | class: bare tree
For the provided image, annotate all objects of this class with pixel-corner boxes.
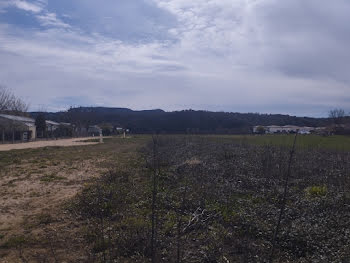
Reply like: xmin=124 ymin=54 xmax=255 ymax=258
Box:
xmin=329 ymin=108 xmax=345 ymax=125
xmin=0 ymin=85 xmax=29 ymax=114
xmin=0 ymin=85 xmax=12 ymax=111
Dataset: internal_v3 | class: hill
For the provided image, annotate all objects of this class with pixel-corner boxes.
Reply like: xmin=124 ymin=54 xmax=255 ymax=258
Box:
xmin=30 ymin=107 xmax=331 ymax=134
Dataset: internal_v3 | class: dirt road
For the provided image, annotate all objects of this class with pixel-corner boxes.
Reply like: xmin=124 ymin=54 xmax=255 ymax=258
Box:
xmin=0 ymin=137 xmax=100 ymax=151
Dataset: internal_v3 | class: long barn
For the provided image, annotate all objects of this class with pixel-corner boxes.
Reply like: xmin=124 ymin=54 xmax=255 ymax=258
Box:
xmin=0 ymin=114 xmax=36 ymax=143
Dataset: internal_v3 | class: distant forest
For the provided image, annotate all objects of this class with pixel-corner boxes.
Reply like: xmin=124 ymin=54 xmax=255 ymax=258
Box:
xmin=31 ymin=107 xmax=333 ymax=134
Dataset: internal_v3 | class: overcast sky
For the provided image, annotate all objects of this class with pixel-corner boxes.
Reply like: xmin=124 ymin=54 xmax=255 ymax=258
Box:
xmin=0 ymin=0 xmax=349 ymax=116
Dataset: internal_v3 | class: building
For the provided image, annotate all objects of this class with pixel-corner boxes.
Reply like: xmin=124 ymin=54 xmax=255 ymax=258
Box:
xmin=45 ymin=120 xmax=60 ymax=137
xmin=253 ymin=125 xmax=316 ymax=134
xmin=0 ymin=114 xmax=36 ymax=143
xmin=46 ymin=120 xmax=60 ymax=132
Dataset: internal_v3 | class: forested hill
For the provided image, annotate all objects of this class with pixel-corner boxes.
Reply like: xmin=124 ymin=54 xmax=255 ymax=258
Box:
xmin=30 ymin=107 xmax=331 ymax=134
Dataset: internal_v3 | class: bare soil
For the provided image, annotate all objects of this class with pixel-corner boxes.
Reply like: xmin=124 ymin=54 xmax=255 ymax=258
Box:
xmin=0 ymin=137 xmax=100 ymax=152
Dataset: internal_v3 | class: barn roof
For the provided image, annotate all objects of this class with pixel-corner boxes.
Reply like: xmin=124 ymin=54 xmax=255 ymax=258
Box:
xmin=0 ymin=114 xmax=35 ymax=123
xmin=46 ymin=120 xmax=60 ymax=126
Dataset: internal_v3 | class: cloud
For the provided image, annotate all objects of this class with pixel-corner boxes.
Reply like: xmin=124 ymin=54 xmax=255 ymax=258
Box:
xmin=0 ymin=23 xmax=187 ymax=87
xmin=0 ymin=0 xmax=349 ymax=116
xmin=152 ymin=0 xmax=350 ymax=81
xmin=0 ymin=1 xmax=69 ymax=29
xmin=36 ymin=13 xmax=70 ymax=28
xmin=250 ymin=0 xmax=350 ymax=82
xmin=44 ymin=0 xmax=177 ymax=42
xmin=12 ymin=0 xmax=43 ymax=13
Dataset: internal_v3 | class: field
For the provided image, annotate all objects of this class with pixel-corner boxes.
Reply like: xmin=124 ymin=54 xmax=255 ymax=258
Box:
xmin=0 ymin=135 xmax=349 ymax=262
xmin=205 ymin=134 xmax=350 ymax=151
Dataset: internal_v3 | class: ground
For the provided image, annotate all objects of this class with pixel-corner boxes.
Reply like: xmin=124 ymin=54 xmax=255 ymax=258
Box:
xmin=0 ymin=135 xmax=349 ymax=262
xmin=0 ymin=137 xmax=101 ymax=152
xmin=0 ymin=136 xmax=146 ymax=262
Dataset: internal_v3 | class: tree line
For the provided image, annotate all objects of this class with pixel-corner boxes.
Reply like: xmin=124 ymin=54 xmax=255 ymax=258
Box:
xmin=31 ymin=106 xmax=349 ymax=135
xmin=1 ymin=85 xmax=349 ymax=135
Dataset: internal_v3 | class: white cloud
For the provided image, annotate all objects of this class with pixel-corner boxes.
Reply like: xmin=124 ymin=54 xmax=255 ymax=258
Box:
xmin=0 ymin=25 xmax=184 ymax=78
xmin=0 ymin=0 xmax=349 ymax=115
xmin=13 ymin=0 xmax=43 ymax=13
xmin=36 ymin=12 xmax=70 ymax=28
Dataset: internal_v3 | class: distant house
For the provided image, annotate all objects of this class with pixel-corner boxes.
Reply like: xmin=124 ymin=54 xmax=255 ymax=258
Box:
xmin=253 ymin=125 xmax=316 ymax=134
xmin=0 ymin=114 xmax=36 ymax=143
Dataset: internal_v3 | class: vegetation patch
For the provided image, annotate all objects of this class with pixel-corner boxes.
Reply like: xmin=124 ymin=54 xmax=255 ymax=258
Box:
xmin=70 ymin=135 xmax=350 ymax=262
xmin=1 ymin=135 xmax=349 ymax=262
xmin=305 ymin=186 xmax=328 ymax=197
xmin=40 ymin=174 xmax=66 ymax=182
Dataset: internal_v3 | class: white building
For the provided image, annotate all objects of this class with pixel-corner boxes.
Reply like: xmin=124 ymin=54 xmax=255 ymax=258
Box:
xmin=253 ymin=125 xmax=315 ymax=134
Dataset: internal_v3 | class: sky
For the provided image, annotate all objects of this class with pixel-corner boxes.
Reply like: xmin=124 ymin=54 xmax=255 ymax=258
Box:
xmin=0 ymin=0 xmax=349 ymax=117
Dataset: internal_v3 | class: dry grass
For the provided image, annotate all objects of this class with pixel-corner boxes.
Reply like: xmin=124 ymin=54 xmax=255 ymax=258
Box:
xmin=0 ymin=136 xmax=147 ymax=262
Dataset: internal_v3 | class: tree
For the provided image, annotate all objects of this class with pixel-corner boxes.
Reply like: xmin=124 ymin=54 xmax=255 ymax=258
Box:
xmin=35 ymin=114 xmax=46 ymax=138
xmin=0 ymin=86 xmax=11 ymax=112
xmin=256 ymin=126 xmax=266 ymax=134
xmin=0 ymin=85 xmax=29 ymax=114
xmin=99 ymin=123 xmax=113 ymax=136
xmin=329 ymin=108 xmax=345 ymax=125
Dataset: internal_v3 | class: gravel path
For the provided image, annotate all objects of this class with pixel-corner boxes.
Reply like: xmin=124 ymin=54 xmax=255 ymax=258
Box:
xmin=0 ymin=137 xmax=100 ymax=151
